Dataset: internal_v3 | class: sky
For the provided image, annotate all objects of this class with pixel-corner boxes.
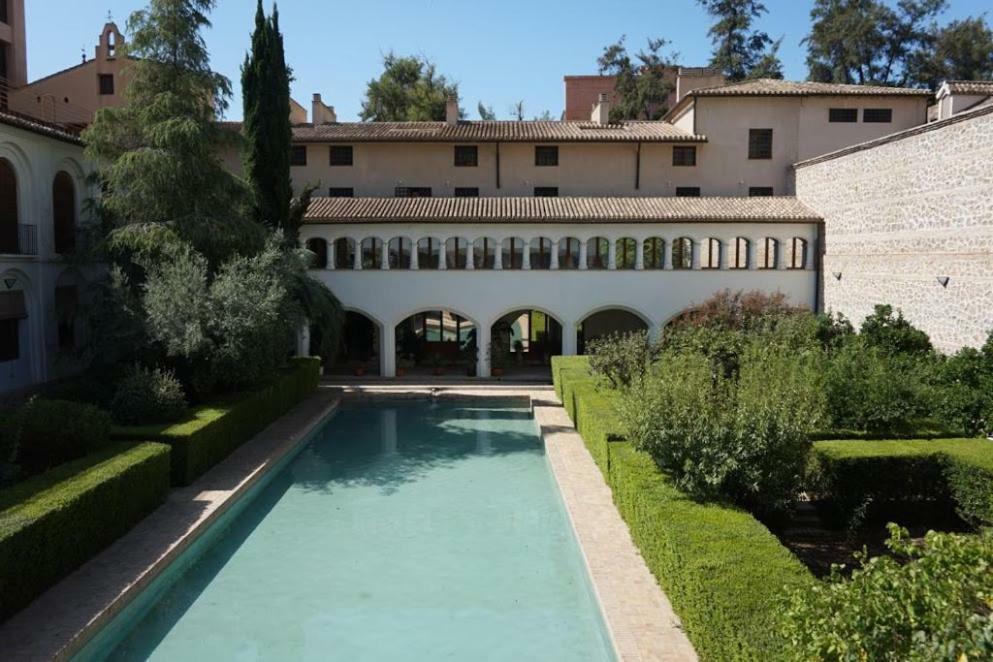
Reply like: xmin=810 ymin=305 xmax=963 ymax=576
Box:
xmin=24 ymin=0 xmax=991 ymax=121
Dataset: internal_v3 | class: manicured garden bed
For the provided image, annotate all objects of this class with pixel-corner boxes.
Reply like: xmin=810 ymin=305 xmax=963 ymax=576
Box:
xmin=552 ymin=356 xmax=814 ymax=661
xmin=0 ymin=442 xmax=171 ymax=621
xmin=113 ymin=357 xmax=320 ymax=486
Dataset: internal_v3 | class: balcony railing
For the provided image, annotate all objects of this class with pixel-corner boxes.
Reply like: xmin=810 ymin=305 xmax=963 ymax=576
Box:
xmin=0 ymin=224 xmax=38 ymax=256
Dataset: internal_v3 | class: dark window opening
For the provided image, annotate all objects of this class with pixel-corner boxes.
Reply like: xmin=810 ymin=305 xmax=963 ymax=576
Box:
xmin=98 ymin=74 xmax=115 ymax=96
xmin=0 ymin=1 xmax=8 ymax=24
xmin=535 ymin=145 xmax=559 ymax=166
xmin=676 ymin=187 xmax=701 ymax=197
xmin=56 ymin=285 xmax=78 ymax=352
xmin=749 ymin=187 xmax=774 ymax=197
xmin=454 ymin=145 xmax=478 ymax=167
xmin=395 ymin=187 xmax=432 ymax=198
xmin=0 ymin=318 xmax=18 ymax=362
xmin=863 ymin=108 xmax=892 ymax=123
xmin=329 ymin=145 xmax=353 ymax=166
xmin=534 ymin=187 xmax=558 ymax=197
xmin=290 ymin=145 xmax=307 ymax=166
xmin=328 ymin=187 xmax=354 ymax=197
xmin=53 ymin=171 xmax=76 ymax=255
xmin=829 ymin=108 xmax=858 ymax=123
xmin=672 ymin=146 xmax=697 ymax=166
xmin=454 ymin=187 xmax=479 ymax=197
xmin=748 ymin=129 xmax=773 ymax=159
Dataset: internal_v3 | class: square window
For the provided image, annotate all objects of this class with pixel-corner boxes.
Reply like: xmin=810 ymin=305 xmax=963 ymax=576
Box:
xmin=829 ymin=108 xmax=858 ymax=123
xmin=454 ymin=187 xmax=479 ymax=197
xmin=328 ymin=187 xmax=353 ymax=197
xmin=454 ymin=145 xmax=478 ymax=167
xmin=290 ymin=145 xmax=307 ymax=166
xmin=534 ymin=187 xmax=558 ymax=197
xmin=675 ymin=187 xmax=701 ymax=197
xmin=535 ymin=145 xmax=558 ymax=166
xmin=749 ymin=187 xmax=774 ymax=197
xmin=863 ymin=108 xmax=892 ymax=123
xmin=329 ymin=145 xmax=353 ymax=166
xmin=672 ymin=146 xmax=697 ymax=166
xmin=748 ymin=129 xmax=773 ymax=159
xmin=395 ymin=187 xmax=432 ymax=198
xmin=98 ymin=74 xmax=115 ymax=96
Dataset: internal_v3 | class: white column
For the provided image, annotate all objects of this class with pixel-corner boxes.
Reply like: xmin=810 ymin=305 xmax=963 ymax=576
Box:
xmin=353 ymin=239 xmax=362 ymax=270
xmin=494 ymin=241 xmax=503 ymax=270
xmin=381 ymin=322 xmax=397 ymax=377
xmin=579 ymin=239 xmax=588 ymax=270
xmin=608 ymin=238 xmax=617 ymax=270
xmin=477 ymin=322 xmax=491 ymax=378
xmin=550 ymin=239 xmax=559 ymax=270
xmin=411 ymin=241 xmax=419 ymax=270
xmin=381 ymin=239 xmax=389 ymax=270
xmin=296 ymin=322 xmax=311 ymax=357
xmin=635 ymin=238 xmax=644 ymax=270
xmin=561 ymin=318 xmax=578 ymax=356
xmin=438 ymin=239 xmax=447 ymax=270
xmin=328 ymin=240 xmax=336 ymax=270
xmin=522 ymin=240 xmax=531 ymax=270
xmin=466 ymin=239 xmax=475 ymax=270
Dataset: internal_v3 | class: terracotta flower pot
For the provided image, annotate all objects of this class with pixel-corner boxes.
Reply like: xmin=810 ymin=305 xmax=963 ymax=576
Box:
xmin=492 ymin=367 xmax=504 ymax=378
xmin=353 ymin=366 xmax=366 ymax=377
xmin=433 ymin=367 xmax=445 ymax=376
xmin=396 ymin=367 xmax=407 ymax=377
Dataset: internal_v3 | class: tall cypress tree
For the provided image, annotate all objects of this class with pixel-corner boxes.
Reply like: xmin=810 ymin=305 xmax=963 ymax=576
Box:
xmin=242 ymin=1 xmax=292 ymax=234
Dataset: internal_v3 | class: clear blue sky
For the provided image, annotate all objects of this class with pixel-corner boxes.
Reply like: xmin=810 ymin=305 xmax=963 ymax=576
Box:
xmin=25 ymin=0 xmax=990 ymax=121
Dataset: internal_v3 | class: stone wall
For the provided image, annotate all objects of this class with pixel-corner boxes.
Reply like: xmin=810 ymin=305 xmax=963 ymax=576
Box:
xmin=796 ymin=106 xmax=993 ymax=353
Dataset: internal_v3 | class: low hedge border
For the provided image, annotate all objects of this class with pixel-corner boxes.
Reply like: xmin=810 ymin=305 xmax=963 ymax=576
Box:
xmin=811 ymin=438 xmax=993 ymax=528
xmin=113 ymin=357 xmax=321 ymax=486
xmin=0 ymin=442 xmax=171 ymax=621
xmin=551 ymin=356 xmax=813 ymax=661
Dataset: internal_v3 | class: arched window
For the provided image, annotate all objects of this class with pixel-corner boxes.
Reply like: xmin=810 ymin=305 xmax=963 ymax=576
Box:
xmin=731 ymin=237 xmax=750 ymax=269
xmin=333 ymin=237 xmax=355 ymax=270
xmin=789 ymin=237 xmax=808 ymax=270
xmin=388 ymin=237 xmax=411 ymax=269
xmin=643 ymin=237 xmax=664 ymax=270
xmin=473 ymin=237 xmax=496 ymax=269
xmin=501 ymin=237 xmax=524 ymax=270
xmin=530 ymin=237 xmax=553 ymax=270
xmin=587 ymin=237 xmax=609 ymax=269
xmin=702 ymin=238 xmax=721 ymax=269
xmin=361 ymin=237 xmax=382 ymax=269
xmin=445 ymin=237 xmax=469 ymax=269
xmin=760 ymin=237 xmax=779 ymax=269
xmin=0 ymin=159 xmax=18 ymax=254
xmin=305 ymin=238 xmax=328 ymax=269
xmin=672 ymin=237 xmax=693 ymax=270
xmin=55 ymin=284 xmax=79 ymax=351
xmin=53 ymin=171 xmax=76 ymax=255
xmin=558 ymin=237 xmax=580 ymax=270
xmin=417 ymin=237 xmax=441 ymax=270
xmin=616 ymin=238 xmax=637 ymax=270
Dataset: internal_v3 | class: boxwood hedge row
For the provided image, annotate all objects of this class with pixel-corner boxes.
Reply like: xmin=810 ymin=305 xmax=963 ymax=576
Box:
xmin=550 ymin=356 xmax=813 ymax=661
xmin=0 ymin=442 xmax=171 ymax=621
xmin=113 ymin=357 xmax=321 ymax=486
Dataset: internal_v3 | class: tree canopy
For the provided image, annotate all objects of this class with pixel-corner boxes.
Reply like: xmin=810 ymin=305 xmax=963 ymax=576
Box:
xmin=598 ymin=36 xmax=677 ymax=121
xmin=697 ymin=0 xmax=784 ymax=81
xmin=360 ymin=53 xmax=461 ymax=121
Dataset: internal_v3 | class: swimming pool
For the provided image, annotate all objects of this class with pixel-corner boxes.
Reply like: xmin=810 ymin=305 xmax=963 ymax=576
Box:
xmin=78 ymin=400 xmax=615 ymax=661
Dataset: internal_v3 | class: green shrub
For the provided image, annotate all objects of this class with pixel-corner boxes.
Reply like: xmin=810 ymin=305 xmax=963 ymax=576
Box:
xmin=113 ymin=357 xmax=320 ymax=485
xmin=553 ymin=362 xmax=814 ymax=661
xmin=783 ymin=525 xmax=993 ymax=661
xmin=810 ymin=438 xmax=993 ymax=528
xmin=859 ymin=303 xmax=933 ymax=356
xmin=620 ymin=342 xmax=823 ymax=511
xmin=586 ymin=331 xmax=659 ymax=389
xmin=0 ymin=442 xmax=170 ymax=620
xmin=110 ymin=364 xmax=188 ymax=425
xmin=12 ymin=399 xmax=113 ymax=474
xmin=664 ymin=289 xmax=806 ymax=336
xmin=932 ymin=346 xmax=993 ymax=437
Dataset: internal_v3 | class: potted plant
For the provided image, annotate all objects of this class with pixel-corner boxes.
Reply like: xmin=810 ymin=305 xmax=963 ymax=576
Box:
xmin=350 ymin=359 xmax=366 ymax=377
xmin=431 ymin=353 xmax=445 ymax=376
xmin=513 ymin=339 xmax=525 ymax=365
xmin=489 ymin=342 xmax=508 ymax=378
xmin=396 ymin=355 xmax=414 ymax=377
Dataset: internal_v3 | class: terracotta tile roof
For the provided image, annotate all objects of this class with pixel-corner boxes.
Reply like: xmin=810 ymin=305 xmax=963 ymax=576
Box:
xmin=690 ymin=78 xmax=932 ymax=97
xmin=303 ymin=196 xmax=820 ymax=224
xmin=285 ymin=120 xmax=706 ymax=143
xmin=943 ymin=80 xmax=993 ymax=95
xmin=0 ymin=110 xmax=83 ymax=145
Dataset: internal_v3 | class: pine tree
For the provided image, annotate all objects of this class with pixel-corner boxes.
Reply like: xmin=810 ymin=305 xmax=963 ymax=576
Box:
xmin=242 ymin=1 xmax=293 ymax=234
xmin=360 ymin=53 xmax=459 ymax=121
xmin=697 ymin=0 xmax=783 ymax=81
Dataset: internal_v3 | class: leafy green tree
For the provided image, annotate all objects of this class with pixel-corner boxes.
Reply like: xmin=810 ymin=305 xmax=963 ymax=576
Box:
xmin=360 ymin=53 xmax=460 ymax=121
xmin=906 ymin=16 xmax=993 ymax=90
xmin=697 ymin=0 xmax=783 ymax=81
xmin=476 ymin=101 xmax=496 ymax=120
xmin=83 ymin=0 xmax=259 ymax=267
xmin=241 ymin=1 xmax=292 ymax=234
xmin=597 ymin=36 xmax=676 ymax=120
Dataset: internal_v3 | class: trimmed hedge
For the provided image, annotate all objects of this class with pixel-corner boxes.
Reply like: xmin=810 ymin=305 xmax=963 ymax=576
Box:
xmin=113 ymin=357 xmax=321 ymax=486
xmin=0 ymin=442 xmax=171 ymax=621
xmin=552 ymin=356 xmax=814 ymax=661
xmin=811 ymin=438 xmax=993 ymax=528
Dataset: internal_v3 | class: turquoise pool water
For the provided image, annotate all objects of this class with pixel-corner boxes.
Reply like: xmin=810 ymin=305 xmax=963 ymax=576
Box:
xmin=82 ymin=400 xmax=615 ymax=661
